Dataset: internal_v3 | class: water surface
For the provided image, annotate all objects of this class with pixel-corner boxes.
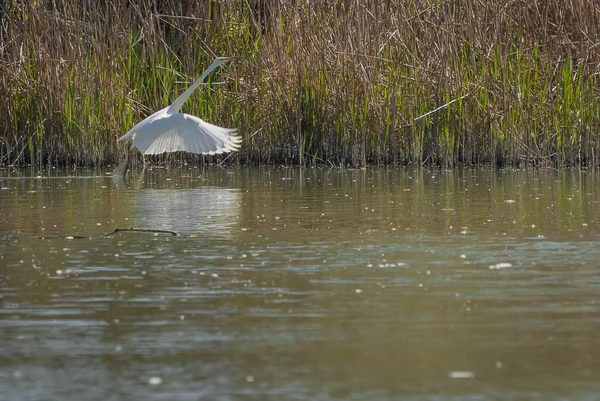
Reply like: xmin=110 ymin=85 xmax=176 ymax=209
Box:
xmin=1 ymin=167 xmax=599 ymax=400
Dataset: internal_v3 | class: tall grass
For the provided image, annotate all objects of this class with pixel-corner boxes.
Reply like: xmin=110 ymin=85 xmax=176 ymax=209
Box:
xmin=1 ymin=0 xmax=600 ymax=167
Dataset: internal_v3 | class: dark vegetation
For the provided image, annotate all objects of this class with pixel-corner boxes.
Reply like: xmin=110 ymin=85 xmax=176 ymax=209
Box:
xmin=1 ymin=0 xmax=600 ymax=167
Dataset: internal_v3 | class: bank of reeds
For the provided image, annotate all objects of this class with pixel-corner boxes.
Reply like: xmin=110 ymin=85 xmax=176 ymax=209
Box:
xmin=1 ymin=1 xmax=600 ymax=167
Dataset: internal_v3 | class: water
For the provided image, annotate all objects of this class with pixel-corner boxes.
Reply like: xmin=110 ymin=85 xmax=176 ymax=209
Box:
xmin=1 ymin=167 xmax=599 ymax=400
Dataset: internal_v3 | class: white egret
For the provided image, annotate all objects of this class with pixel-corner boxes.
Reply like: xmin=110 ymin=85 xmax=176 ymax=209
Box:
xmin=118 ymin=57 xmax=241 ymax=156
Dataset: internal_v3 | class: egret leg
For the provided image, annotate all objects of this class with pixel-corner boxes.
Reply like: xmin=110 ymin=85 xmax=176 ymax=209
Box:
xmin=137 ymin=155 xmax=147 ymax=188
xmin=113 ymin=154 xmax=130 ymax=178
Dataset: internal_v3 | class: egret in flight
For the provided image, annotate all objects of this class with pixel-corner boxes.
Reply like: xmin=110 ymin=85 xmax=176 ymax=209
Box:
xmin=115 ymin=57 xmax=240 ymax=176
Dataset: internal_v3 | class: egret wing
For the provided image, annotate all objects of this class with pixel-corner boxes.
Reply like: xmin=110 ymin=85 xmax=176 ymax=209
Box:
xmin=128 ymin=113 xmax=241 ymax=155
xmin=118 ymin=108 xmax=166 ymax=143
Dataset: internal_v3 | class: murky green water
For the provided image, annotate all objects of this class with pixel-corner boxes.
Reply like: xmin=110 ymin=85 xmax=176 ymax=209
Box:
xmin=1 ymin=167 xmax=599 ymax=400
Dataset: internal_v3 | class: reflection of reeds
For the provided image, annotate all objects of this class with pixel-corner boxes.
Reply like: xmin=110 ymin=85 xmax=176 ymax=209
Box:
xmin=1 ymin=1 xmax=599 ymax=167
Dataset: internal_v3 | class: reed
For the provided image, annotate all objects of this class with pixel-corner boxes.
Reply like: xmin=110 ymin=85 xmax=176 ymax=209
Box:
xmin=1 ymin=0 xmax=599 ymax=167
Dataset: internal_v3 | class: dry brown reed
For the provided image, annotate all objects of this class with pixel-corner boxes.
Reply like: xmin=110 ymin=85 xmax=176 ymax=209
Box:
xmin=1 ymin=0 xmax=600 ymax=167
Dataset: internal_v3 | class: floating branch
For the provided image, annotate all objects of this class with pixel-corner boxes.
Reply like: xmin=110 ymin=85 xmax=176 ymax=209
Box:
xmin=3 ymin=228 xmax=181 ymax=240
xmin=103 ymin=228 xmax=180 ymax=237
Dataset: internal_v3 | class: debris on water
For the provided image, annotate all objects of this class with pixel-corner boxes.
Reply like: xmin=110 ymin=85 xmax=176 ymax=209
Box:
xmin=245 ymin=375 xmax=255 ymax=382
xmin=505 ymin=199 xmax=516 ymax=203
xmin=448 ymin=371 xmax=475 ymax=379
xmin=489 ymin=262 xmax=513 ymax=269
xmin=378 ymin=263 xmax=395 ymax=268
xmin=355 ymin=289 xmax=363 ymax=294
xmin=148 ymin=376 xmax=162 ymax=385
xmin=496 ymin=361 xmax=503 ymax=368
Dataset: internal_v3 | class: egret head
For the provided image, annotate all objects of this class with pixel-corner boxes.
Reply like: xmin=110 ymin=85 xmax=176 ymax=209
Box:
xmin=211 ymin=56 xmax=236 ymax=68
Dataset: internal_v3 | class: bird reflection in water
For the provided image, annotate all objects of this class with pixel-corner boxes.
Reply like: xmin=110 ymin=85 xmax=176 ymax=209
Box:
xmin=130 ymin=187 xmax=241 ymax=238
